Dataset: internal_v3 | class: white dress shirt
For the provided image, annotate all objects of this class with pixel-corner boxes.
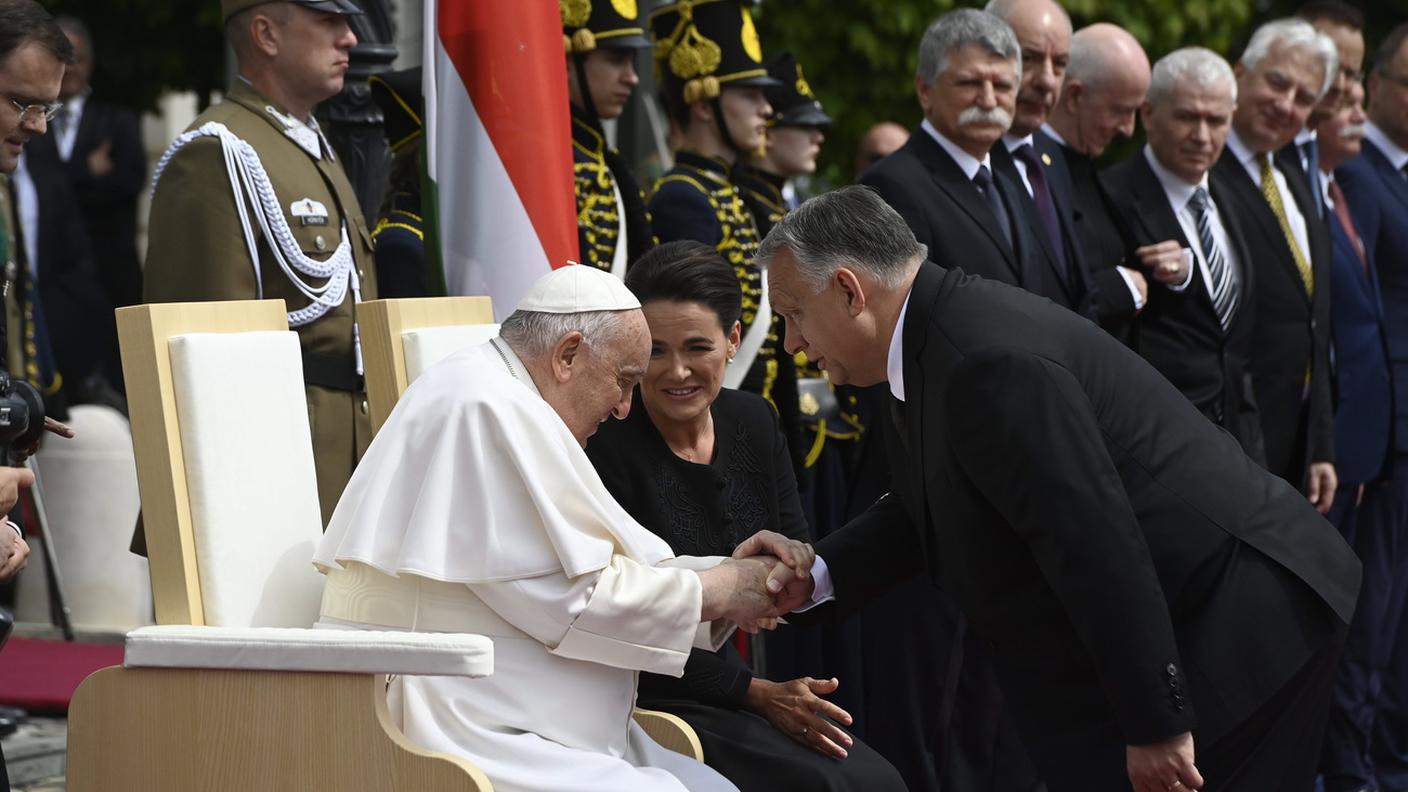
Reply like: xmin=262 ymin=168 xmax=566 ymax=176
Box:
xmin=1143 ymin=146 xmax=1242 ymax=302
xmin=1002 ymin=133 xmax=1037 ymax=197
xmin=1364 ymin=120 xmax=1408 ymax=171
xmin=921 ymin=118 xmax=991 ymax=179
xmin=54 ymin=92 xmax=87 ymax=163
xmin=12 ymin=154 xmax=38 ymax=277
xmin=1225 ymin=128 xmax=1313 ymax=272
xmin=803 ymin=286 xmax=915 ymax=609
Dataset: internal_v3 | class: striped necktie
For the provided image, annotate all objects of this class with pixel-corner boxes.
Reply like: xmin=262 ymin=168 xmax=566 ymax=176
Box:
xmin=1188 ymin=187 xmax=1238 ymax=330
xmin=1257 ymin=153 xmax=1313 ymax=296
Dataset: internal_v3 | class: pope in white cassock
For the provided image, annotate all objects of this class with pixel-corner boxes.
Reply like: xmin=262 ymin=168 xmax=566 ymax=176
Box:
xmin=312 ymin=265 xmax=812 ymax=792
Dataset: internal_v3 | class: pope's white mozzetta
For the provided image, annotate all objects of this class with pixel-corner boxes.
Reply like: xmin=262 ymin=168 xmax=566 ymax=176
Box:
xmin=312 ymin=265 xmax=744 ymax=792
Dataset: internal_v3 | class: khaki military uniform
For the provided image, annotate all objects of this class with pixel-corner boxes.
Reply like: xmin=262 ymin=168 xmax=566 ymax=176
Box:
xmin=144 ymin=81 xmax=376 ymax=528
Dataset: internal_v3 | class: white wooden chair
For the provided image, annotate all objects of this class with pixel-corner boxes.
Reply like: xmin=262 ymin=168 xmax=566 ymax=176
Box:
xmin=359 ymin=296 xmax=706 ymax=762
xmin=65 ymin=300 xmax=495 ymax=792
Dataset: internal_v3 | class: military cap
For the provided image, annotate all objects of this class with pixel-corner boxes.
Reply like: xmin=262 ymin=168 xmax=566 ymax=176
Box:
xmin=221 ymin=0 xmax=362 ymax=23
xmin=765 ymin=53 xmax=832 ymax=128
xmin=369 ymin=67 xmax=423 ymax=153
xmin=562 ymin=0 xmax=651 ymax=53
xmin=650 ymin=0 xmax=781 ymax=106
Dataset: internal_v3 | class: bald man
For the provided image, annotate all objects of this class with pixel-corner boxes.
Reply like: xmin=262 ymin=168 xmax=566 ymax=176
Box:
xmin=853 ymin=121 xmax=908 ymax=179
xmin=1044 ymin=23 xmax=1152 ymax=343
xmin=985 ymin=0 xmax=1095 ymax=319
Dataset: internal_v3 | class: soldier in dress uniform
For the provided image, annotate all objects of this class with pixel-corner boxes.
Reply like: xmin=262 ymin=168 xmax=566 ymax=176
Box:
xmin=368 ymin=66 xmax=427 ymax=299
xmin=648 ymin=0 xmax=805 ymax=479
xmin=143 ymin=0 xmax=376 ymax=532
xmin=563 ymin=0 xmax=655 ymax=276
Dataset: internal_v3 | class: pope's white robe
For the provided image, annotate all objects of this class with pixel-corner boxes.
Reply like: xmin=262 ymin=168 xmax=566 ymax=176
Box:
xmin=313 ymin=340 xmax=738 ymax=792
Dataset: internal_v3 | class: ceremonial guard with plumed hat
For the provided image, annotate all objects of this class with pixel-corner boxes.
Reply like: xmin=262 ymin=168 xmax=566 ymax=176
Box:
xmin=647 ymin=0 xmax=804 ymax=478
xmin=564 ymin=0 xmax=656 ymax=276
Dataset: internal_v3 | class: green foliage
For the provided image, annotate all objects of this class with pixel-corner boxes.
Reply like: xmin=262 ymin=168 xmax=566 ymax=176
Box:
xmin=43 ymin=0 xmax=226 ymax=113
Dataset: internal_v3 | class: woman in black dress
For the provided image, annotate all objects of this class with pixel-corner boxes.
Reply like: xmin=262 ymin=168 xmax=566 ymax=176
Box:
xmin=586 ymin=241 xmax=905 ymax=792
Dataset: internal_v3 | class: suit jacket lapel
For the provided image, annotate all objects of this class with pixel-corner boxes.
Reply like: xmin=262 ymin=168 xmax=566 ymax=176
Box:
xmin=1215 ymin=150 xmax=1308 ymax=304
xmin=1210 ymin=171 xmax=1257 ymax=333
xmin=992 ymin=143 xmax=1074 ymax=298
xmin=901 ymin=262 xmax=945 ymax=562
xmin=910 ymin=132 xmax=1021 ymax=278
xmin=1363 ymin=141 xmax=1408 ymax=214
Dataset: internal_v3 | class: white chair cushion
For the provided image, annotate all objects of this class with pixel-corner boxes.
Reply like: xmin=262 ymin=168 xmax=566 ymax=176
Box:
xmin=124 ymin=625 xmax=493 ymax=677
xmin=403 ymin=324 xmax=500 ymax=382
xmin=169 ymin=331 xmax=325 ymax=628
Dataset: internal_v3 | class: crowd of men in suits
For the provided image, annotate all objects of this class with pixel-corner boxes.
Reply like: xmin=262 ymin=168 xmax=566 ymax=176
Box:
xmin=849 ymin=1 xmax=1408 ymax=789
xmin=562 ymin=0 xmax=1408 ymax=788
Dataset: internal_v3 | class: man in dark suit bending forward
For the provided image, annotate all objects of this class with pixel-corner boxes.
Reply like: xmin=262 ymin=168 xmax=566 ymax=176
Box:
xmin=740 ymin=185 xmax=1360 ymax=792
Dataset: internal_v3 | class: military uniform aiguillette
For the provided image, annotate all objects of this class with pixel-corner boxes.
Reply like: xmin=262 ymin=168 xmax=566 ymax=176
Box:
xmin=144 ymin=80 xmax=376 ymax=528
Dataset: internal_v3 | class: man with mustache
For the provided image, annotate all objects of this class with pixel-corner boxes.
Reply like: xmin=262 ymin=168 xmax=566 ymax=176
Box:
xmin=1334 ymin=20 xmax=1408 ymax=792
xmin=1044 ymin=23 xmax=1153 ymax=344
xmin=1315 ymin=61 xmax=1396 ymax=792
xmin=857 ymin=9 xmax=1064 ymax=790
xmin=984 ymin=0 xmax=1095 ymax=319
xmin=141 ymin=0 xmax=376 ymax=535
xmin=860 ymin=9 xmax=1058 ymax=305
xmin=1211 ymin=18 xmax=1338 ymax=512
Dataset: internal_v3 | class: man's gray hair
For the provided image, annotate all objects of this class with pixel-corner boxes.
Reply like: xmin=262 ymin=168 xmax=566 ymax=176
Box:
xmin=499 ymin=309 xmax=627 ymax=360
xmin=1239 ymin=17 xmax=1339 ymax=99
xmin=755 ymin=186 xmax=927 ymax=292
xmin=916 ymin=8 xmax=1021 ymax=85
xmin=1147 ymin=47 xmax=1238 ymax=107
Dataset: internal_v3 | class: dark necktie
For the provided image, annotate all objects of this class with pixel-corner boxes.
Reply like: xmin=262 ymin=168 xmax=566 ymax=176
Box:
xmin=1187 ymin=187 xmax=1238 ymax=331
xmin=1300 ymin=140 xmax=1324 ymax=220
xmin=1012 ymin=143 xmax=1069 ymax=276
xmin=1328 ymin=180 xmax=1367 ymax=272
xmin=972 ymin=164 xmax=1013 ymax=248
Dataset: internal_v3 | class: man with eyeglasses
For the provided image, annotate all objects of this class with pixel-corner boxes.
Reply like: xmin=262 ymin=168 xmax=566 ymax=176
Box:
xmin=0 ymin=5 xmax=77 ymax=787
xmin=1337 ymin=21 xmax=1408 ymax=792
xmin=141 ymin=0 xmax=376 ymax=542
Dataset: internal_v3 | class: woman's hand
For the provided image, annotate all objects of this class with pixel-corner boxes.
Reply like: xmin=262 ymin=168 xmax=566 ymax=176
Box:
xmin=743 ymin=676 xmax=854 ymax=759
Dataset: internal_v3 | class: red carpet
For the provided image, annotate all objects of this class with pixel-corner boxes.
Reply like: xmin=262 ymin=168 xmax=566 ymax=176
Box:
xmin=0 ymin=637 xmax=123 ymax=714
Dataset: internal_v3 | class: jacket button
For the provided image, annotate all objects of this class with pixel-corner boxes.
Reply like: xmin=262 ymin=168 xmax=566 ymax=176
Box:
xmin=1166 ymin=663 xmax=1177 ymax=676
xmin=360 ymin=399 xmax=369 ymax=415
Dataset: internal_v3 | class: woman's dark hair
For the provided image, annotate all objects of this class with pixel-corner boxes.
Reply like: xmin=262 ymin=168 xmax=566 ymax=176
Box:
xmin=0 ymin=0 xmax=75 ymax=65
xmin=625 ymin=240 xmax=742 ymax=331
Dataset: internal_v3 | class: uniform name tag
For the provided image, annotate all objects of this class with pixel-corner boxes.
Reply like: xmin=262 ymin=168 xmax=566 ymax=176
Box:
xmin=290 ymin=198 xmax=330 ymax=226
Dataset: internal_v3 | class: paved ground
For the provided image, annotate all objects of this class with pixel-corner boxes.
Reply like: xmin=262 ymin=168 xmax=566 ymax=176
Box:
xmin=4 ymin=716 xmax=65 ymax=791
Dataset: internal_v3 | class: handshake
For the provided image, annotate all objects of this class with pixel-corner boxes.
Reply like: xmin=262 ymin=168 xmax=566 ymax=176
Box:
xmin=698 ymin=531 xmax=818 ymax=633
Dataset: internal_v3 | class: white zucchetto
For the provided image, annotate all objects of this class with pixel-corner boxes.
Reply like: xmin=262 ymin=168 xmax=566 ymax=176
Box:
xmin=515 ymin=263 xmax=641 ymax=314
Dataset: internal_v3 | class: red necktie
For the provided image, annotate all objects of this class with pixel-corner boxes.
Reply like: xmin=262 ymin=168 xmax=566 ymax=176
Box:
xmin=1328 ymin=180 xmax=1367 ymax=273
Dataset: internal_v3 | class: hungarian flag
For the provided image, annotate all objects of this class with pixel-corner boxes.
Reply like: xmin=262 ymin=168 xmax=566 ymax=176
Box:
xmin=424 ymin=0 xmax=579 ymax=315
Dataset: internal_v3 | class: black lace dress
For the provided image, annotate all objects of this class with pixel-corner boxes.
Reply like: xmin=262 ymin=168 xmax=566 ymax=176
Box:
xmin=586 ymin=387 xmax=905 ymax=792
